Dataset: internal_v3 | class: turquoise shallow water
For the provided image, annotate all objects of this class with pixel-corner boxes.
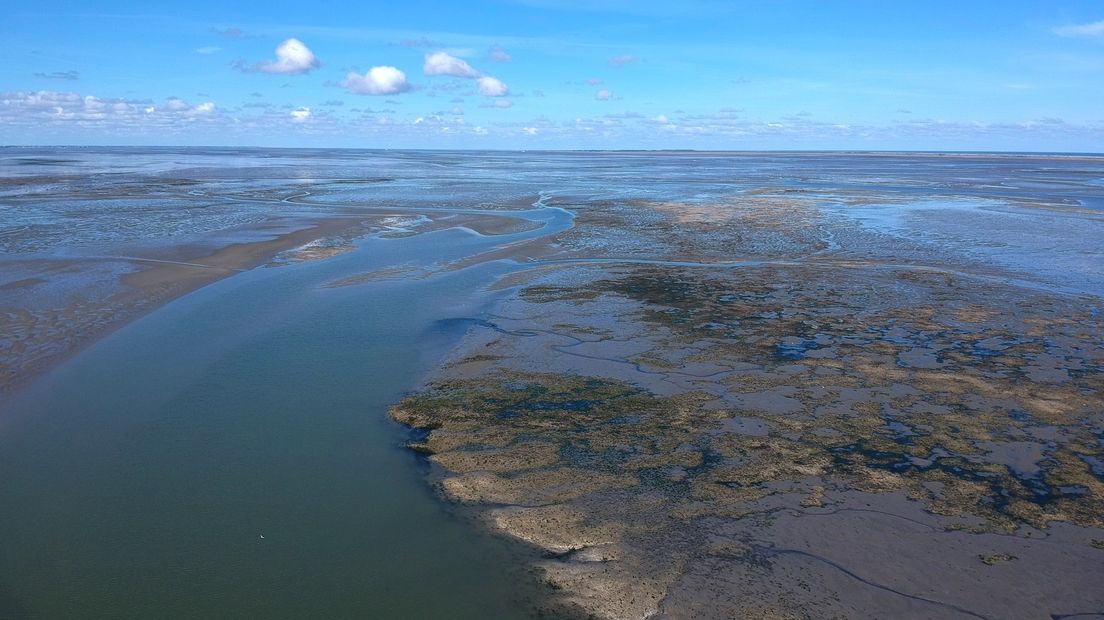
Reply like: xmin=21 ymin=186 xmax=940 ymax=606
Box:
xmin=0 ymin=225 xmax=563 ymax=618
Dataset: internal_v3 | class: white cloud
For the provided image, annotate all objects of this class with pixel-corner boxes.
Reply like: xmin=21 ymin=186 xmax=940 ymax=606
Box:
xmin=195 ymin=46 xmax=221 ymax=55
xmin=291 ymin=106 xmax=311 ymax=122
xmin=651 ymin=114 xmax=669 ymax=123
xmin=478 ymin=76 xmax=508 ymax=96
xmin=255 ymin=38 xmax=320 ymax=75
xmin=595 ymin=89 xmax=613 ymax=100
xmin=163 ymin=98 xmax=190 ymax=111
xmin=522 ymin=127 xmax=538 ymax=135
xmin=608 ymin=54 xmax=635 ymax=66
xmin=473 ymin=126 xmax=488 ymax=135
xmin=1053 ymin=20 xmax=1104 ymax=37
xmin=0 ymin=91 xmax=222 ymax=128
xmin=424 ymin=52 xmax=480 ymax=78
xmin=341 ymin=67 xmax=411 ymax=95
xmin=488 ymin=45 xmax=511 ymax=62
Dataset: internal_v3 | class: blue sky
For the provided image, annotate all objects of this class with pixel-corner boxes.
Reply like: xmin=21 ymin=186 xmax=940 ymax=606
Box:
xmin=3 ymin=0 xmax=1103 ymax=150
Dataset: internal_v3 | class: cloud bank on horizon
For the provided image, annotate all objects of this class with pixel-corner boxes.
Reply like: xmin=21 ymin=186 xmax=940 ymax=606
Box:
xmin=2 ymin=1 xmax=1103 ymax=150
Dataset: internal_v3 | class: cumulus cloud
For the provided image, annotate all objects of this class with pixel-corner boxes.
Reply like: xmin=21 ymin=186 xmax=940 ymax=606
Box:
xmin=254 ymin=38 xmax=320 ymax=75
xmin=478 ymin=76 xmax=509 ymax=96
xmin=1053 ymin=20 xmax=1104 ymax=37
xmin=422 ymin=52 xmax=510 ymax=100
xmin=423 ymin=52 xmax=480 ymax=78
xmin=608 ymin=54 xmax=635 ymax=66
xmin=0 ymin=91 xmax=220 ymax=128
xmin=341 ymin=66 xmax=411 ymax=95
xmin=595 ymin=89 xmax=613 ymax=100
xmin=163 ymin=98 xmax=191 ymax=111
xmin=7 ymin=88 xmax=1102 ymax=149
xmin=488 ymin=45 xmax=511 ymax=62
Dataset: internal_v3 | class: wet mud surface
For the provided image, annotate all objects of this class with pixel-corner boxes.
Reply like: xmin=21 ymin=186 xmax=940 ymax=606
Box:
xmin=391 ymin=179 xmax=1104 ymax=618
xmin=4 ymin=149 xmax=1103 ymax=618
xmin=0 ymin=151 xmax=549 ymax=395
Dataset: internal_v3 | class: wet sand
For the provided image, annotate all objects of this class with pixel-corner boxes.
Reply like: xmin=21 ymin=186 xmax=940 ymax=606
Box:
xmin=3 ymin=148 xmax=1103 ymax=619
xmin=2 ymin=216 xmax=364 ymax=395
xmin=0 ymin=208 xmax=541 ymax=396
xmin=391 ymin=186 xmax=1104 ymax=618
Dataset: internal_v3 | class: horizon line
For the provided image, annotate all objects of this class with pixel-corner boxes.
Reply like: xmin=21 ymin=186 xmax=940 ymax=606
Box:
xmin=2 ymin=145 xmax=1102 ymax=157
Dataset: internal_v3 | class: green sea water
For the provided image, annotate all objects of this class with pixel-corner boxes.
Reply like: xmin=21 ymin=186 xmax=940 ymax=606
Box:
xmin=0 ymin=226 xmax=557 ymax=619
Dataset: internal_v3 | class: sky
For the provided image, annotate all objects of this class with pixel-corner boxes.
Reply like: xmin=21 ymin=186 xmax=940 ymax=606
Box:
xmin=2 ymin=0 xmax=1103 ymax=151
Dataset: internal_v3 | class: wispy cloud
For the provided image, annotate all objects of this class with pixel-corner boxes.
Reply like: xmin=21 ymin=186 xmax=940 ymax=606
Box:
xmin=195 ymin=46 xmax=221 ymax=55
xmin=608 ymin=54 xmax=635 ymax=66
xmin=291 ymin=107 xmax=311 ymax=122
xmin=33 ymin=70 xmax=80 ymax=80
xmin=341 ymin=67 xmax=411 ymax=95
xmin=595 ymin=89 xmax=613 ymax=100
xmin=251 ymin=38 xmax=321 ymax=75
xmin=488 ymin=45 xmax=511 ymax=62
xmin=511 ymin=0 xmax=733 ymax=17
xmin=1053 ymin=19 xmax=1104 ymax=38
xmin=211 ymin=26 xmax=244 ymax=39
xmin=399 ymin=36 xmax=440 ymax=48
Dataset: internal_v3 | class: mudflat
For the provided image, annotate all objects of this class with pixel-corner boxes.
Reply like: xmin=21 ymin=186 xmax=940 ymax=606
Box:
xmin=2 ymin=148 xmax=1102 ymax=619
xmin=390 ymin=161 xmax=1104 ymax=618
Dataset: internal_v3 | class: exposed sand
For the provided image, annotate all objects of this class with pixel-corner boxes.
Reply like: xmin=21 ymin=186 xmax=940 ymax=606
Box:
xmin=1 ymin=198 xmax=547 ymax=397
xmin=1 ymin=215 xmax=370 ymax=395
xmin=390 ymin=190 xmax=1104 ymax=619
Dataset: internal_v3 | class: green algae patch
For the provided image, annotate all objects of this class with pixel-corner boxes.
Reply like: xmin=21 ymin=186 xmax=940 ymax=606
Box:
xmin=491 ymin=265 xmax=1104 ymax=532
xmin=387 ymin=188 xmax=1104 ymax=618
xmin=390 ymin=373 xmax=720 ymax=496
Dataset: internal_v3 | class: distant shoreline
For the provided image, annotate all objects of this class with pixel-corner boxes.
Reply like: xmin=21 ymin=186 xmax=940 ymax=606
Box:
xmin=3 ymin=145 xmax=1102 ymax=157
